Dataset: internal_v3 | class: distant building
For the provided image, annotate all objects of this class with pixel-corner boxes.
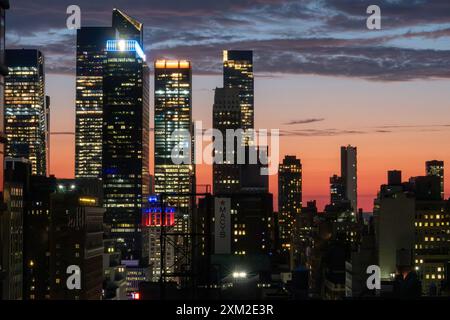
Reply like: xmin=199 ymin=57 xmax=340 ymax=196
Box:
xmin=278 ymin=156 xmax=302 ymax=260
xmin=387 ymin=170 xmax=402 ymax=186
xmin=341 ymin=145 xmax=357 ymax=213
xmin=409 ymin=175 xmax=441 ymax=201
xmin=329 ymin=174 xmax=346 ymax=207
xmin=426 ymin=160 xmax=444 ymax=200
xmin=212 ymin=87 xmax=241 ymax=194
xmin=5 ymin=49 xmax=49 ymax=175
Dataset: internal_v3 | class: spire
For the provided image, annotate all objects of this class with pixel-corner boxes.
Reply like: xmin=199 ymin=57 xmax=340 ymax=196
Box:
xmin=112 ymin=8 xmax=143 ymax=46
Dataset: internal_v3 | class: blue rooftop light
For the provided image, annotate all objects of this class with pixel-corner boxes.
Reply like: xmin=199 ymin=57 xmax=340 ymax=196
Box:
xmin=106 ymin=39 xmax=146 ymax=61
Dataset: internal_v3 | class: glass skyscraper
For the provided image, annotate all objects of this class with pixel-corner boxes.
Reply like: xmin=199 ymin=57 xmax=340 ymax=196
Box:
xmin=223 ymin=50 xmax=254 ymax=131
xmin=5 ymin=49 xmax=49 ymax=176
xmin=101 ymin=11 xmax=149 ymax=262
xmin=0 ymin=0 xmax=8 ymax=194
xmin=154 ymin=60 xmax=194 ymax=208
xmin=75 ymin=27 xmax=114 ymax=178
xmin=75 ymin=8 xmax=144 ymax=179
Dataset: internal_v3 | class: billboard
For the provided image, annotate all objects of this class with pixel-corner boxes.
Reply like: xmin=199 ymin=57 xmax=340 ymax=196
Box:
xmin=214 ymin=197 xmax=231 ymax=254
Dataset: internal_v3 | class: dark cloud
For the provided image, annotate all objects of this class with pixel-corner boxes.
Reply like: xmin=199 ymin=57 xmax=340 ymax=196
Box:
xmin=6 ymin=0 xmax=450 ymax=81
xmin=324 ymin=0 xmax=450 ymax=30
xmin=151 ymin=38 xmax=450 ymax=81
xmin=279 ymin=123 xmax=450 ymax=137
xmin=284 ymin=118 xmax=325 ymax=125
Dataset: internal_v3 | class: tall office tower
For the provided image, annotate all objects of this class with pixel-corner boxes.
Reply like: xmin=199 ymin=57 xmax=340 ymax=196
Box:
xmin=112 ymin=8 xmax=143 ymax=45
xmin=278 ymin=156 xmax=302 ymax=256
xmin=5 ymin=49 xmax=48 ymax=176
xmin=212 ymin=87 xmax=241 ymax=194
xmin=1 ymin=158 xmax=30 ymax=300
xmin=103 ymin=36 xmax=149 ymax=262
xmin=0 ymin=0 xmax=8 ymax=186
xmin=49 ymin=192 xmax=104 ymax=300
xmin=154 ymin=60 xmax=194 ymax=208
xmin=223 ymin=50 xmax=254 ymax=133
xmin=75 ymin=27 xmax=114 ymax=178
xmin=426 ymin=160 xmax=444 ymax=200
xmin=341 ymin=145 xmax=357 ymax=213
xmin=0 ymin=0 xmax=9 ymax=299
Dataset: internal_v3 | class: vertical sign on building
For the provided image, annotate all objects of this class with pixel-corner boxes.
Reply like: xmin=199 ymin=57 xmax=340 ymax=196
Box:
xmin=214 ymin=198 xmax=231 ymax=254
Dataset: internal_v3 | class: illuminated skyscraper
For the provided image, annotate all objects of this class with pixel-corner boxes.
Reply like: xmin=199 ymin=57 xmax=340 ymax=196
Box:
xmin=154 ymin=60 xmax=194 ymax=208
xmin=426 ymin=160 xmax=444 ymax=200
xmin=103 ymin=40 xmax=149 ymax=260
xmin=0 ymin=0 xmax=8 ymax=196
xmin=75 ymin=27 xmax=114 ymax=178
xmin=223 ymin=50 xmax=254 ymax=131
xmin=341 ymin=145 xmax=357 ymax=213
xmin=278 ymin=156 xmax=302 ymax=255
xmin=102 ymin=18 xmax=149 ymax=261
xmin=75 ymin=8 xmax=143 ymax=179
xmin=5 ymin=49 xmax=49 ymax=176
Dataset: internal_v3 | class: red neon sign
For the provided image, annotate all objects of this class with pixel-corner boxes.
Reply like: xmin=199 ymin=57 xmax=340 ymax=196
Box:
xmin=142 ymin=211 xmax=175 ymax=227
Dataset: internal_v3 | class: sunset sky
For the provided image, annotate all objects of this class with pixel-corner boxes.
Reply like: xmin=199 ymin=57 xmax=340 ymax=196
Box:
xmin=7 ymin=0 xmax=450 ymax=211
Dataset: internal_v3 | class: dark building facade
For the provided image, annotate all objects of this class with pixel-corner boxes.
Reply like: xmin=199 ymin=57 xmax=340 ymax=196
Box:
xmin=49 ymin=192 xmax=104 ymax=300
xmin=1 ymin=157 xmax=30 ymax=300
xmin=212 ymin=87 xmax=241 ymax=194
xmin=278 ymin=156 xmax=302 ymax=257
xmin=5 ymin=49 xmax=49 ymax=176
xmin=426 ymin=160 xmax=444 ymax=200
xmin=23 ymin=175 xmax=57 ymax=300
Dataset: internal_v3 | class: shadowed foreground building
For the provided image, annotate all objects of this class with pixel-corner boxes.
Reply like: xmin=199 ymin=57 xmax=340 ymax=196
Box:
xmin=49 ymin=193 xmax=104 ymax=300
xmin=1 ymin=158 xmax=30 ymax=300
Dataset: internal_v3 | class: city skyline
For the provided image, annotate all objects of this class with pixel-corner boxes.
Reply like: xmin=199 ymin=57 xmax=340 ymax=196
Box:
xmin=2 ymin=0 xmax=450 ymax=303
xmin=6 ymin=1 xmax=450 ymax=211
